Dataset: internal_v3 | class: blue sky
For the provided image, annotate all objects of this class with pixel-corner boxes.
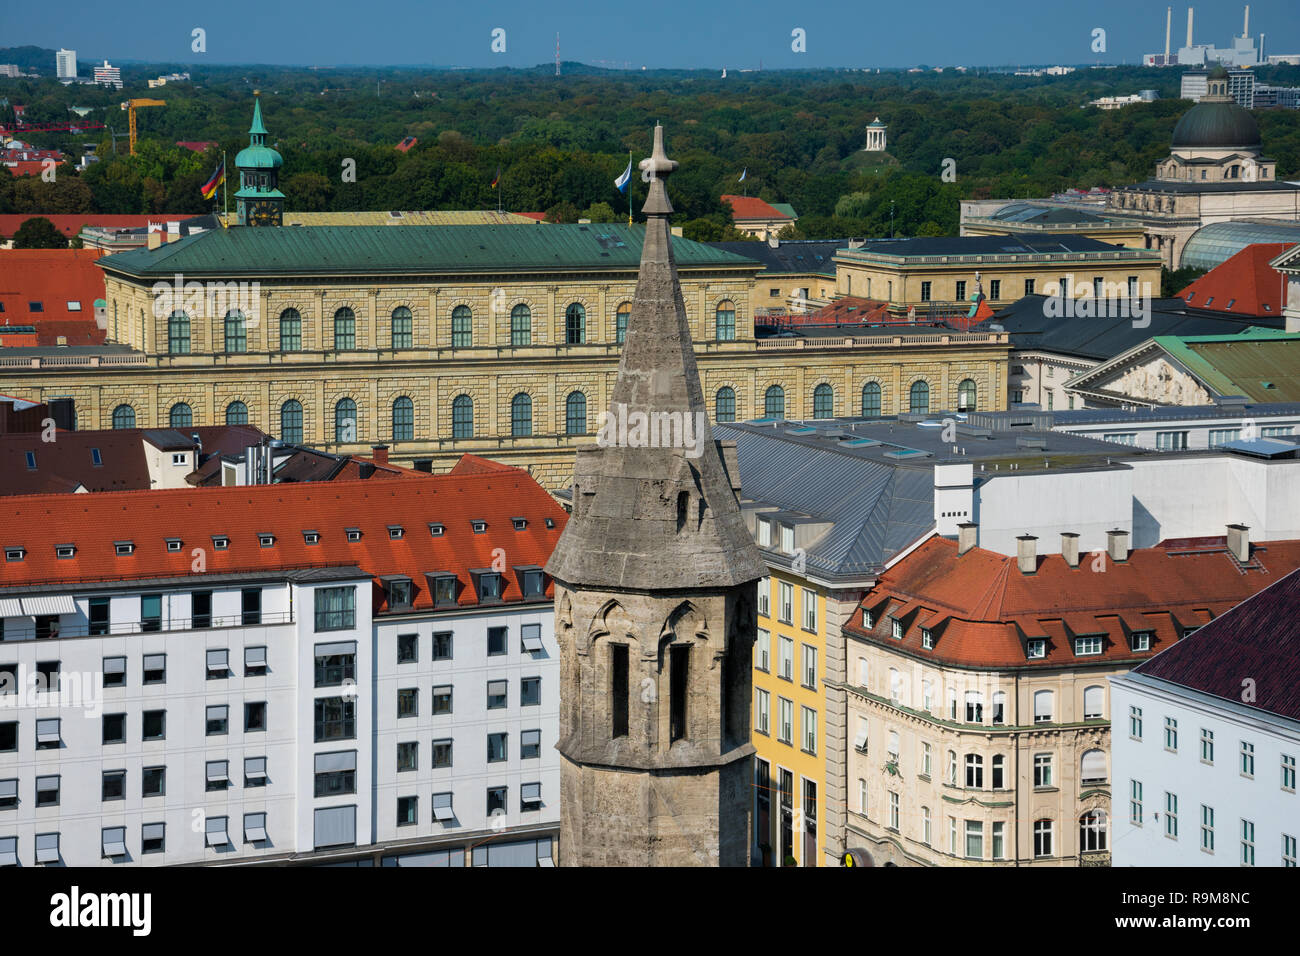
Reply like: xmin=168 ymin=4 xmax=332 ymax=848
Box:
xmin=4 ymin=0 xmax=1298 ymax=69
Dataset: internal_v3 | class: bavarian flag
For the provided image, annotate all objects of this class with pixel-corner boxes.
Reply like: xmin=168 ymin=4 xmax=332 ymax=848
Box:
xmin=201 ymin=157 xmax=225 ymax=200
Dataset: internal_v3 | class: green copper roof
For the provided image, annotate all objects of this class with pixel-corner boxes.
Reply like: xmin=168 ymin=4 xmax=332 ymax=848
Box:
xmin=1171 ymin=101 xmax=1260 ymax=149
xmin=98 ymin=224 xmax=764 ymax=279
xmin=249 ymin=98 xmax=268 ymax=136
xmin=235 ymin=144 xmax=283 ymax=170
xmin=1153 ymin=330 xmax=1300 ymax=402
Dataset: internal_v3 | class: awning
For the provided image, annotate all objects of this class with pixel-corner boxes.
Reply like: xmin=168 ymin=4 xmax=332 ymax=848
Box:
xmin=206 ymin=761 xmax=229 ymax=782
xmin=315 ymin=641 xmax=356 ymax=657
xmin=205 ymin=824 xmax=230 ymax=847
xmin=245 ymin=646 xmax=267 ymax=667
xmin=0 ymin=598 xmax=24 ymax=617
xmin=314 ymin=751 xmax=356 ymax=774
xmin=206 ymin=649 xmax=228 ymax=669
xmin=143 ymin=654 xmax=166 ymax=670
xmin=245 ymin=817 xmax=267 ymax=842
xmin=102 ymin=830 xmax=127 ymax=857
xmin=432 ymin=793 xmax=454 ymax=821
xmin=521 ymin=729 xmax=541 ymax=748
xmin=0 ymin=842 xmax=16 ymax=866
xmin=521 ymin=623 xmax=543 ymax=652
xmin=0 ymin=780 xmax=15 ymax=800
xmin=142 ymin=823 xmax=165 ymax=843
xmin=35 ymin=719 xmax=59 ymax=743
xmin=35 ymin=834 xmax=59 ymax=863
xmin=521 ymin=783 xmax=542 ymax=802
xmin=21 ymin=595 xmax=77 ymax=616
xmin=244 ymin=757 xmax=267 ymax=779
xmin=103 ymin=657 xmax=126 ymax=674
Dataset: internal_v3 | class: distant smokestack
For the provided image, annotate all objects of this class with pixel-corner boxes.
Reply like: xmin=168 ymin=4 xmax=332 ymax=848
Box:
xmin=1243 ymin=4 xmax=1249 ymax=39
xmin=1187 ymin=7 xmax=1194 ymax=49
xmin=1166 ymin=6 xmax=1172 ymax=61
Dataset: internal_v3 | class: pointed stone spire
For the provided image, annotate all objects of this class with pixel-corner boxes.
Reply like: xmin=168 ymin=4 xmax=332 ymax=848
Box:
xmin=546 ymin=126 xmax=765 ymax=592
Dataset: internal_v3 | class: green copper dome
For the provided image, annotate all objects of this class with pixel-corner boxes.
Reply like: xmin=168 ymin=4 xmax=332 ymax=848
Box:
xmin=235 ymin=98 xmax=283 ymax=170
xmin=1171 ymin=101 xmax=1261 ymax=149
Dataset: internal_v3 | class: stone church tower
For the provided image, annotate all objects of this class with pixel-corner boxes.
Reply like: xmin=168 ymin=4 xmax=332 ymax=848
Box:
xmin=546 ymin=125 xmax=767 ymax=866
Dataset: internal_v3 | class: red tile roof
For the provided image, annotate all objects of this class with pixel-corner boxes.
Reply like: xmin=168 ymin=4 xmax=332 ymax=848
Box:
xmin=1177 ymin=242 xmax=1293 ymax=316
xmin=847 ymin=534 xmax=1300 ymax=669
xmin=0 ymin=249 xmax=107 ymax=344
xmin=1133 ymin=567 xmax=1300 ymax=722
xmin=721 ymin=195 xmax=793 ymax=222
xmin=175 ymin=141 xmax=218 ymax=153
xmin=0 ymin=214 xmax=190 ymax=240
xmin=0 ymin=457 xmax=568 ymax=615
xmin=5 ymin=161 xmax=63 ymax=177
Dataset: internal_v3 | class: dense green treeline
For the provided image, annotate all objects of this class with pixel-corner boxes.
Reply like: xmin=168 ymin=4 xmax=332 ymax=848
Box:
xmin=1 ymin=62 xmax=1297 ymax=239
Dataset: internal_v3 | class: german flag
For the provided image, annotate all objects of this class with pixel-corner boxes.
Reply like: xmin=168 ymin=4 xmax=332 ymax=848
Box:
xmin=490 ymin=165 xmax=501 ymax=188
xmin=200 ymin=157 xmax=225 ymax=201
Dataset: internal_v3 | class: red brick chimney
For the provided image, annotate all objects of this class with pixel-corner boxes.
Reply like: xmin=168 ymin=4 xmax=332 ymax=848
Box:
xmin=371 ymin=445 xmax=389 ymax=465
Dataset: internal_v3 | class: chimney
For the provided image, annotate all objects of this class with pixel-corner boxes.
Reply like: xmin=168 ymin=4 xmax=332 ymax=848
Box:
xmin=1243 ymin=4 xmax=1249 ymax=39
xmin=1165 ymin=6 xmax=1172 ymax=61
xmin=1226 ymin=524 xmax=1250 ymax=563
xmin=1107 ymin=529 xmax=1130 ymax=563
xmin=1061 ymin=532 xmax=1080 ymax=568
xmin=1187 ymin=7 xmax=1194 ymax=49
xmin=371 ymin=444 xmax=389 ymax=465
xmin=146 ymin=231 xmax=162 ymax=250
xmin=957 ymin=522 xmax=978 ymax=556
xmin=767 ymin=234 xmax=780 ymax=249
xmin=1016 ymin=534 xmax=1038 ymax=575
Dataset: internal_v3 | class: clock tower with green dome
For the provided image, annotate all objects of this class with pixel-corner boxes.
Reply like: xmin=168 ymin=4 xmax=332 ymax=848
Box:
xmin=234 ymin=96 xmax=285 ymax=227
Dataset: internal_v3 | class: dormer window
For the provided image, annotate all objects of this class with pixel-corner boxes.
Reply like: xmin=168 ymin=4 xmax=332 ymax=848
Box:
xmin=388 ymin=525 xmax=404 ymax=540
xmin=4 ymin=547 xmax=25 ymax=562
xmin=165 ymin=538 xmax=182 ymax=553
xmin=428 ymin=573 xmax=458 ymax=607
xmin=511 ymin=517 xmax=527 ymax=531
xmin=345 ymin=528 xmax=362 ymax=543
xmin=544 ymin=518 xmax=555 ymax=529
xmin=890 ymin=617 xmax=903 ymax=640
xmin=383 ymin=576 xmax=413 ymax=609
xmin=921 ymin=628 xmax=934 ymax=650
xmin=864 ymin=609 xmax=875 ymax=629
xmin=303 ymin=530 xmax=320 ymax=545
xmin=1075 ymin=636 xmax=1103 ymax=656
xmin=1026 ymin=638 xmax=1047 ymax=660
xmin=114 ymin=541 xmax=135 ymax=557
xmin=54 ymin=545 xmax=75 ymax=560
xmin=779 ymin=523 xmax=795 ymax=555
xmin=473 ymin=570 xmax=503 ymax=603
xmin=521 ymin=568 xmax=545 ymax=597
xmin=757 ymin=517 xmax=773 ymax=548
xmin=471 ymin=520 xmax=487 ymax=534
xmin=212 ymin=535 xmax=229 ymax=551
xmin=258 ymin=534 xmax=275 ymax=548
xmin=91 ymin=448 xmax=102 ymax=466
xmin=24 ymin=452 xmax=36 ymax=470
xmin=428 ymin=523 xmax=445 ymax=537
xmin=1130 ymin=630 xmax=1152 ymax=652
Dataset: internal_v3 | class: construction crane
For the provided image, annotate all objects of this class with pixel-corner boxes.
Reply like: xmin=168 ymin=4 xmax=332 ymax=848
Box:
xmin=120 ymin=99 xmax=165 ymax=155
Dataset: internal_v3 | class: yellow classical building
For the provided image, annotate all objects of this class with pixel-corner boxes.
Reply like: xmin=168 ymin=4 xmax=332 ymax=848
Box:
xmin=0 ymin=224 xmax=1011 ymax=489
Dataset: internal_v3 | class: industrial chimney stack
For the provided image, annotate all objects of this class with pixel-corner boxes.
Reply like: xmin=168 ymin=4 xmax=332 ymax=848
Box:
xmin=1187 ymin=7 xmax=1194 ymax=49
xmin=1165 ymin=6 xmax=1172 ymax=62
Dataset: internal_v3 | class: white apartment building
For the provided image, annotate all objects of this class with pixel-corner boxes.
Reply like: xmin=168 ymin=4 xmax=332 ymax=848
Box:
xmin=56 ymin=49 xmax=77 ymax=81
xmin=1110 ymin=569 xmax=1300 ymax=867
xmin=0 ymin=461 xmax=565 ymax=867
xmin=93 ymin=61 xmax=122 ymax=90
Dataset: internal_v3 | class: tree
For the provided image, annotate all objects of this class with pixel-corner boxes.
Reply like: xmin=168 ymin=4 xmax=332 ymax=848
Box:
xmin=544 ymin=200 xmax=580 ymax=224
xmin=12 ymin=217 xmax=69 ymax=249
xmin=581 ymin=201 xmax=617 ymax=223
xmin=680 ymin=218 xmax=723 ymax=242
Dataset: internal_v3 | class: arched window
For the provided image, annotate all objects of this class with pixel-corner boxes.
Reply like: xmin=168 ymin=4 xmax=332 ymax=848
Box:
xmin=225 ymin=401 xmax=248 ymax=426
xmin=510 ymin=393 xmax=533 ymax=438
xmin=610 ymin=642 xmax=630 ymax=739
xmin=169 ymin=402 xmax=192 ymax=429
xmin=715 ymin=300 xmax=736 ymax=341
xmin=1081 ymin=749 xmax=1107 ymax=785
xmin=965 ymin=753 xmax=984 ymax=789
xmin=909 ymin=380 xmax=930 ymax=414
xmin=112 ymin=404 xmax=136 ymax=430
xmin=1084 ymin=685 xmax=1105 ymax=720
xmin=391 ymin=306 xmax=413 ymax=349
xmin=391 ymin=396 xmax=414 ymax=442
xmin=1079 ymin=810 xmax=1108 ymax=851
xmin=333 ymin=307 xmax=356 ymax=350
xmin=565 ymin=391 xmax=587 ymax=436
xmin=715 ymin=386 xmax=736 ymax=423
xmin=615 ymin=301 xmax=631 ymax=345
xmin=451 ymin=394 xmax=473 ymax=439
xmin=280 ymin=400 xmax=303 ymax=444
xmin=764 ymin=385 xmax=785 ymax=420
xmin=510 ymin=304 xmax=531 ymax=347
xmin=334 ymin=398 xmax=357 ymax=443
xmin=565 ymin=303 xmax=586 ymax=345
xmin=279 ymin=308 xmax=302 ymax=351
xmin=957 ymin=378 xmax=977 ymax=412
xmin=861 ymin=381 xmax=882 ymax=418
xmin=812 ymin=383 xmax=833 ymax=419
xmin=167 ymin=310 xmax=190 ymax=354
xmin=1033 ymin=690 xmax=1054 ymax=724
xmin=224 ymin=310 xmax=246 ymax=353
xmin=451 ymin=305 xmax=472 ymax=348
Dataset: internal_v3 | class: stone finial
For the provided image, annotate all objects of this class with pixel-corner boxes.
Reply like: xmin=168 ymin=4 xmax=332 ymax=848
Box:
xmin=639 ymin=124 xmax=677 ymax=217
